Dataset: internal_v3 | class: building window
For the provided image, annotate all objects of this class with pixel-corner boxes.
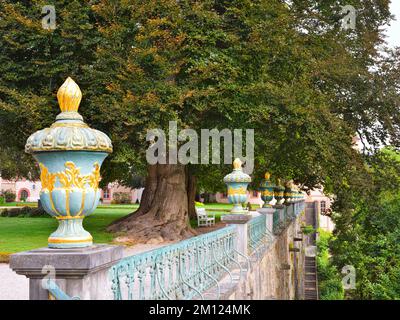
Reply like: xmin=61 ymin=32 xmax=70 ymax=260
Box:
xmin=32 ymin=184 xmax=35 ymax=190
xmin=222 ymin=192 xmax=228 ymax=198
xmin=103 ymin=189 xmax=110 ymax=199
xmin=252 ymin=191 xmax=258 ymax=197
xmin=19 ymin=189 xmax=29 ymax=201
xmin=320 ymin=201 xmax=326 ymax=213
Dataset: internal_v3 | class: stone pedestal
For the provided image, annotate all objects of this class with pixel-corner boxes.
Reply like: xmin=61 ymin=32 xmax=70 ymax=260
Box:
xmin=10 ymin=244 xmax=123 ymax=300
xmin=221 ymin=214 xmax=252 ymax=257
xmin=257 ymin=207 xmax=275 ymax=236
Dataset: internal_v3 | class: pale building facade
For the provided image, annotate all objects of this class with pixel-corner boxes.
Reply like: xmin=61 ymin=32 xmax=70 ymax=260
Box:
xmin=0 ymin=177 xmax=41 ymax=202
xmin=0 ymin=176 xmax=143 ymax=204
xmin=305 ymin=189 xmax=334 ymax=232
xmin=100 ymin=183 xmax=144 ymax=204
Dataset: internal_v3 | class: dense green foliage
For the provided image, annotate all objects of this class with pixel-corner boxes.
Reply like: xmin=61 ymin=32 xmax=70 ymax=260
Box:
xmin=331 ymin=148 xmax=400 ymax=299
xmin=1 ymin=1 xmax=400 ymax=297
xmin=1 ymin=190 xmax=16 ymax=203
xmin=316 ymin=229 xmax=344 ymax=300
xmin=0 ymin=0 xmax=397 ymax=193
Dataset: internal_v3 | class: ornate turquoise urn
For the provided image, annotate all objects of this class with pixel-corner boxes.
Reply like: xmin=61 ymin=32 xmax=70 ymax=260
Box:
xmin=25 ymin=77 xmax=113 ymax=248
xmin=259 ymin=172 xmax=275 ymax=208
xmin=273 ymin=179 xmax=285 ymax=207
xmin=223 ymin=158 xmax=251 ymax=214
xmin=284 ymin=182 xmax=293 ymax=206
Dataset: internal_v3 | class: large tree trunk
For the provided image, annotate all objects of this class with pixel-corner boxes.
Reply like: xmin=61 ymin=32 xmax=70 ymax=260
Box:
xmin=107 ymin=164 xmax=197 ymax=244
xmin=187 ymin=173 xmax=197 ymax=220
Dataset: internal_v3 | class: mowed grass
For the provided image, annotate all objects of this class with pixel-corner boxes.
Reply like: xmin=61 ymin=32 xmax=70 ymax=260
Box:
xmin=0 ymin=203 xmax=240 ymax=255
xmin=0 ymin=207 xmax=133 ymax=254
xmin=0 ymin=202 xmax=37 ymax=207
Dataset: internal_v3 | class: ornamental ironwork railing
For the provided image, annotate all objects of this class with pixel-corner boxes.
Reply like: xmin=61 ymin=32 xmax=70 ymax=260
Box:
xmin=273 ymin=202 xmax=305 ymax=235
xmin=247 ymin=214 xmax=273 ymax=256
xmin=109 ymin=225 xmax=246 ymax=300
xmin=272 ymin=208 xmax=280 ymax=233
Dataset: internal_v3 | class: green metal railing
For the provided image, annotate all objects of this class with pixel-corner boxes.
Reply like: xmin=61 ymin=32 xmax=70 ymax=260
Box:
xmin=45 ymin=201 xmax=306 ymax=300
xmin=109 ymin=225 xmax=246 ymax=300
xmin=273 ymin=201 xmax=306 ymax=235
xmin=247 ymin=214 xmax=273 ymax=256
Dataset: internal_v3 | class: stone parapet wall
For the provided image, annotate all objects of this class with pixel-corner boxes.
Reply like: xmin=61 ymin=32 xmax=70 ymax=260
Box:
xmin=225 ymin=217 xmax=307 ymax=300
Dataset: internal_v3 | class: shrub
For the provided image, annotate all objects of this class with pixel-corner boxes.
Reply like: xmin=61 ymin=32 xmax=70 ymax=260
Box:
xmin=195 ymin=201 xmax=204 ymax=207
xmin=3 ymin=190 xmax=16 ymax=202
xmin=301 ymin=224 xmax=315 ymax=235
xmin=111 ymin=192 xmax=131 ymax=204
xmin=317 ymin=229 xmax=344 ymax=300
xmin=0 ymin=196 xmax=4 ymax=205
xmin=0 ymin=206 xmax=47 ymax=217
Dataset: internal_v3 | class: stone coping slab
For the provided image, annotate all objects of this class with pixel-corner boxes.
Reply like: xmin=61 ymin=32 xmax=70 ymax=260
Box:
xmin=10 ymin=244 xmax=123 ymax=278
xmin=221 ymin=214 xmax=252 ymax=224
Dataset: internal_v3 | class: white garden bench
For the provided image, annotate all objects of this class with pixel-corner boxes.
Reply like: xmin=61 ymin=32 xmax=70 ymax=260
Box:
xmin=195 ymin=207 xmax=215 ymax=227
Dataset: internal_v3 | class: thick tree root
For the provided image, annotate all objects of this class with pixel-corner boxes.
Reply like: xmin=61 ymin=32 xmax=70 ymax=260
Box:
xmin=106 ymin=164 xmax=198 ymax=245
xmin=107 ymin=213 xmax=197 ymax=244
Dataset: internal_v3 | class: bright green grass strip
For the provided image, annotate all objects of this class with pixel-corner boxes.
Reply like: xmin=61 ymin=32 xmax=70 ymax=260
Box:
xmin=0 ymin=208 xmax=133 ymax=253
xmin=0 ymin=203 xmax=245 ymax=252
xmin=0 ymin=202 xmax=37 ymax=207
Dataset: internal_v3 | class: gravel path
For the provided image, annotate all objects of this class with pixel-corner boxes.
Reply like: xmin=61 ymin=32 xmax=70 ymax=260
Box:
xmin=0 ymin=243 xmax=175 ymax=300
xmin=0 ymin=263 xmax=29 ymax=300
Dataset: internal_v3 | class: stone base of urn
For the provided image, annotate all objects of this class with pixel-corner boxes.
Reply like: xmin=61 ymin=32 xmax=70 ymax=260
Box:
xmin=10 ymin=244 xmax=123 ymax=300
xmin=257 ymin=207 xmax=275 ymax=236
xmin=48 ymin=219 xmax=93 ymax=249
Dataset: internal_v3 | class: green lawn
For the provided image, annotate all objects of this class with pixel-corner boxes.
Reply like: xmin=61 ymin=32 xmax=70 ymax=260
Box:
xmin=0 ymin=202 xmax=242 ymax=255
xmin=0 ymin=207 xmax=133 ymax=254
xmin=0 ymin=202 xmax=37 ymax=207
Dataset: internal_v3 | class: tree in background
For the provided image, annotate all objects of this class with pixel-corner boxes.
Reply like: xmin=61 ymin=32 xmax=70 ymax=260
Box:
xmin=331 ymin=148 xmax=400 ymax=299
xmin=0 ymin=1 xmax=398 ymax=242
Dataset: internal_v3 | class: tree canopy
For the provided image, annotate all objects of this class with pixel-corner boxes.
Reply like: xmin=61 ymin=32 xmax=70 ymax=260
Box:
xmin=331 ymin=147 xmax=400 ymax=299
xmin=0 ymin=1 xmax=399 ymax=241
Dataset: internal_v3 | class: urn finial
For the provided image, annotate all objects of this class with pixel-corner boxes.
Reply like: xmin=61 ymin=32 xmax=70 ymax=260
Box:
xmin=57 ymin=77 xmax=82 ymax=113
xmin=233 ymin=158 xmax=242 ymax=170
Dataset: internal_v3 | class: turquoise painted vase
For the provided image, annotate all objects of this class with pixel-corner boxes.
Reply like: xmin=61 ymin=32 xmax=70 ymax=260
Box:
xmin=273 ymin=180 xmax=285 ymax=207
xmin=259 ymin=172 xmax=275 ymax=208
xmin=284 ymin=184 xmax=292 ymax=206
xmin=223 ymin=158 xmax=251 ymax=214
xmin=25 ymin=77 xmax=112 ymax=248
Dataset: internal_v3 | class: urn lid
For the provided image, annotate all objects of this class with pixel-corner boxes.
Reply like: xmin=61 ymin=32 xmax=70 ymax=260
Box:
xmin=25 ymin=77 xmax=113 ymax=154
xmin=223 ymin=158 xmax=251 ymax=183
xmin=260 ymin=172 xmax=273 ymax=188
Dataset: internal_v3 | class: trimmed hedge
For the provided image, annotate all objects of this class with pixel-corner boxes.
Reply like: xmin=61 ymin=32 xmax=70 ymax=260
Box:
xmin=3 ymin=190 xmax=16 ymax=202
xmin=0 ymin=206 xmax=47 ymax=217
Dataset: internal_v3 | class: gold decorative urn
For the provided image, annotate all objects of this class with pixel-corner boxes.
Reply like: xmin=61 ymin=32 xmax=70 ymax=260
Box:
xmin=25 ymin=77 xmax=112 ymax=248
